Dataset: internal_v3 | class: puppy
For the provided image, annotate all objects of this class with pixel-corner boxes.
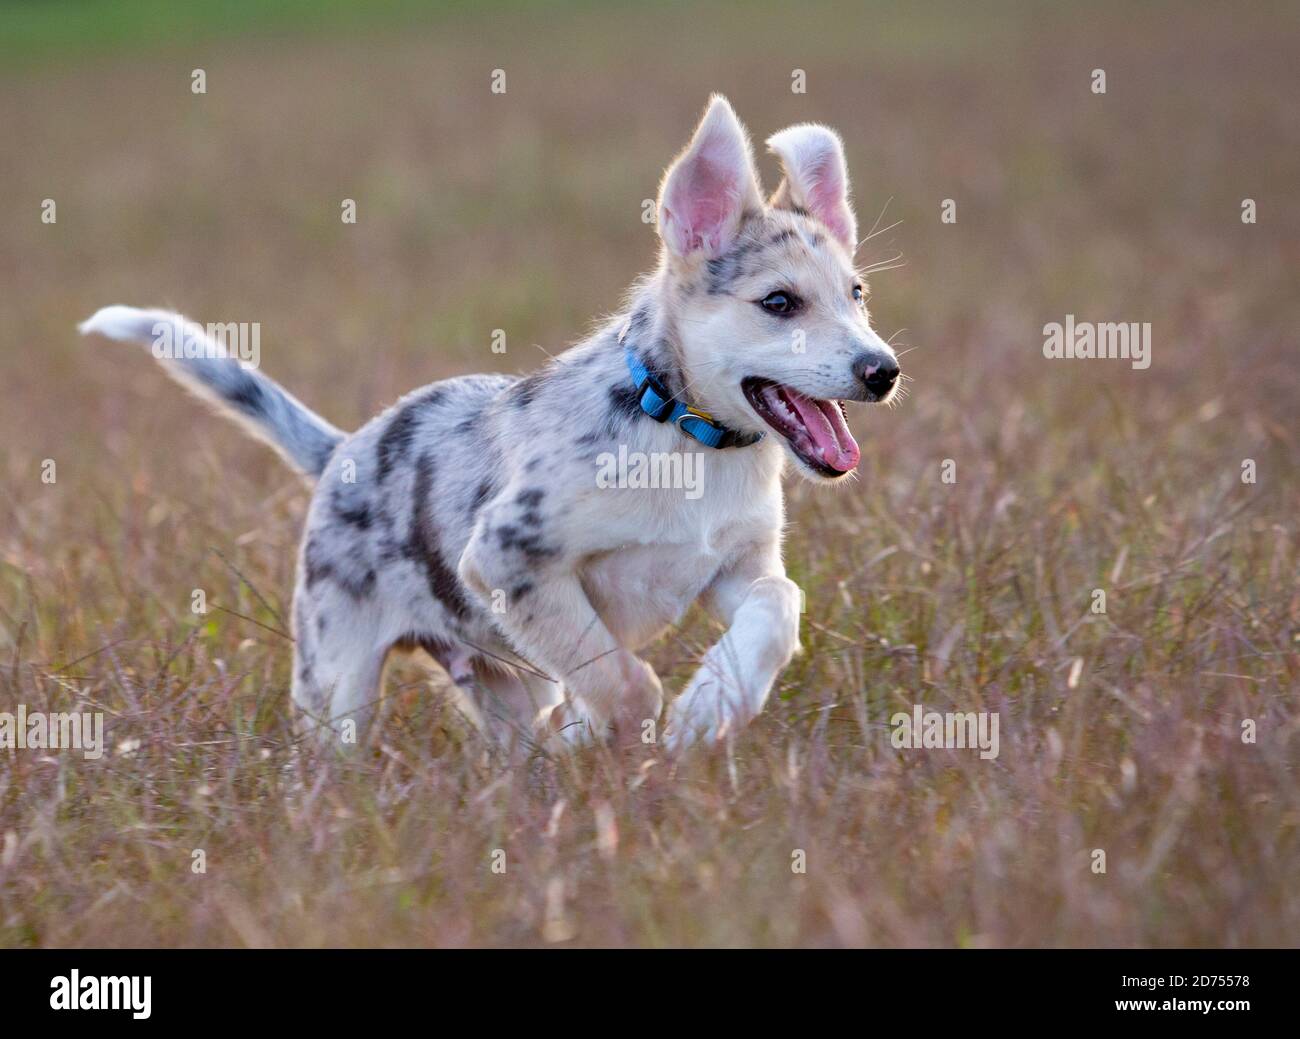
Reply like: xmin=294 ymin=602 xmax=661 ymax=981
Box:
xmin=81 ymin=95 xmax=900 ymax=753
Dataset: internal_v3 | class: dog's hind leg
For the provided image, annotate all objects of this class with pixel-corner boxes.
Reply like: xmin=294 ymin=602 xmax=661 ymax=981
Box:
xmin=291 ymin=593 xmax=387 ymax=750
xmin=411 ymin=638 xmax=562 ymax=753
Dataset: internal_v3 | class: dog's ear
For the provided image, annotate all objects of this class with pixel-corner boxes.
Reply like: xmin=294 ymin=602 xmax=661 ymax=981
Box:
xmin=766 ymin=124 xmax=857 ymax=252
xmin=657 ymin=95 xmax=764 ymax=261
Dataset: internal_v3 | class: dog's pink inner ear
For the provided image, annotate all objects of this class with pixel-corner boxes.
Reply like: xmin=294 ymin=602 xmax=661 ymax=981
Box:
xmin=801 ymin=159 xmax=854 ymax=246
xmin=663 ymin=157 xmax=740 ymax=257
xmin=768 ymin=126 xmax=858 ymax=251
xmin=659 ymin=96 xmax=761 ymax=260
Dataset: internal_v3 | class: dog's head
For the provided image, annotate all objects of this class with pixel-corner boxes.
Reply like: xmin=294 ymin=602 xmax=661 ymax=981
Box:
xmin=655 ymin=95 xmax=900 ymax=482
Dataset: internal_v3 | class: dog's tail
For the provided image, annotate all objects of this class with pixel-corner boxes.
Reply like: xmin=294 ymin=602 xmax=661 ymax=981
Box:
xmin=79 ymin=305 xmax=345 ymax=478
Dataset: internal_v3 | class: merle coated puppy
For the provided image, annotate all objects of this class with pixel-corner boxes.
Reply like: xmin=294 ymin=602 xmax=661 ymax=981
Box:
xmin=81 ymin=95 xmax=901 ymax=753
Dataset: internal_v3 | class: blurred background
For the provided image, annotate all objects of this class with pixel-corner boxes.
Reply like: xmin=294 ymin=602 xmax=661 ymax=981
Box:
xmin=0 ymin=1 xmax=1296 ymax=947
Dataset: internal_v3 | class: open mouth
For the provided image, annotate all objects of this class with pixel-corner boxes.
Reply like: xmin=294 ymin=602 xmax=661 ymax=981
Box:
xmin=741 ymin=377 xmax=861 ymax=476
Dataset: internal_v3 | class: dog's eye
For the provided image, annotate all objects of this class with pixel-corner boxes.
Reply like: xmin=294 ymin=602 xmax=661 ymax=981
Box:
xmin=759 ymin=291 xmax=800 ymax=315
xmin=852 ymin=284 xmax=865 ymax=304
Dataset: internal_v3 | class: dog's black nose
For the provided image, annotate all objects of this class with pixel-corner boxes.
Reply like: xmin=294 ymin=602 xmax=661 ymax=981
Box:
xmin=853 ymin=353 xmax=900 ymax=397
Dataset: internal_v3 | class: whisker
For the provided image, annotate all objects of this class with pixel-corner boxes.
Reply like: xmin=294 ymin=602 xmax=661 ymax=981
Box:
xmin=861 ymin=217 xmax=903 ymax=244
xmin=859 ymin=253 xmax=905 ymax=274
xmin=857 ymin=196 xmax=896 ymax=254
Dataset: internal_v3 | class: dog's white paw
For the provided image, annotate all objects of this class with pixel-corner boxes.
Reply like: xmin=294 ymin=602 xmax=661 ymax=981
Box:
xmin=664 ymin=667 xmax=750 ymax=753
xmin=535 ymin=699 xmax=599 ymax=750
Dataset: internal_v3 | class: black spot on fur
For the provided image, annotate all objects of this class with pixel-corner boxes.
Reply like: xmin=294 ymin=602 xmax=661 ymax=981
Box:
xmin=303 ymin=539 xmax=329 ymax=587
xmin=376 ymin=409 xmax=420 ymax=482
xmin=624 ymin=304 xmax=650 ymax=339
xmin=509 ymin=580 xmax=534 ymax=604
xmin=704 ymin=266 xmax=728 ymax=295
xmin=339 ymin=567 xmax=377 ymax=600
xmin=510 ymin=371 xmax=546 ymax=409
xmin=404 ymin=453 xmax=471 ymax=619
xmin=516 ymin=488 xmax=545 ymax=508
xmin=496 ymin=523 xmax=559 ymax=563
xmin=331 ymin=490 xmax=373 ymax=531
xmin=706 ymin=237 xmax=764 ymax=295
xmin=376 ymin=387 xmax=446 ymax=482
xmin=609 ymin=382 xmax=644 ymax=421
xmin=522 ymin=536 xmax=558 ymax=562
xmin=469 ymin=479 xmax=495 ymax=517
xmin=304 ymin=538 xmax=376 ymax=600
xmin=227 ymin=374 xmax=269 ymax=415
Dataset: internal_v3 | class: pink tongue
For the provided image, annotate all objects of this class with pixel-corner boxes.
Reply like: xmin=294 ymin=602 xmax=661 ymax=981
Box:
xmin=783 ymin=389 xmax=861 ymax=472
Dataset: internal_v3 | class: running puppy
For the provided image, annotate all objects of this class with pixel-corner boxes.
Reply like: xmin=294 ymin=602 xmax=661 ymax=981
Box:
xmin=81 ymin=96 xmax=901 ymax=753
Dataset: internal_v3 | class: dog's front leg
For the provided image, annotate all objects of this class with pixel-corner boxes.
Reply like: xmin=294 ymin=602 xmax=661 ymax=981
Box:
xmin=665 ymin=547 xmax=801 ymax=752
xmin=459 ymin=538 xmax=662 ymax=746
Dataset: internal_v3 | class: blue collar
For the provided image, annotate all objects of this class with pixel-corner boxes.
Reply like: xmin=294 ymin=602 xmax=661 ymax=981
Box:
xmin=623 ymin=346 xmax=764 ymax=450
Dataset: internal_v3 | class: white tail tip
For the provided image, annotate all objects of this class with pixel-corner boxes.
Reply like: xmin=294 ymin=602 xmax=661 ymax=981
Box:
xmin=78 ymin=305 xmax=172 ymax=342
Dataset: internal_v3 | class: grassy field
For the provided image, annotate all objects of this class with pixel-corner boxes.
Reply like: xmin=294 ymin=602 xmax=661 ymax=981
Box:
xmin=1 ymin=0 xmax=1297 ymax=947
